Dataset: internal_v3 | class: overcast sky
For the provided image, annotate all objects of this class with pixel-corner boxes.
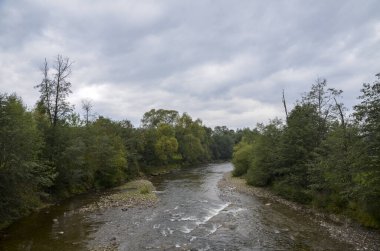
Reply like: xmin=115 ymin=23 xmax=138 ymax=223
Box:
xmin=1 ymin=0 xmax=379 ymax=129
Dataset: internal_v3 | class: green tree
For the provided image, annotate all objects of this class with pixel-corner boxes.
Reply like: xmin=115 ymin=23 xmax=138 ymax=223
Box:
xmin=210 ymin=126 xmax=235 ymax=160
xmin=175 ymin=113 xmax=210 ymax=164
xmin=308 ymin=124 xmax=355 ymax=211
xmin=157 ymin=124 xmax=180 ymax=162
xmin=274 ymin=104 xmax=323 ymax=203
xmin=89 ymin=117 xmax=128 ymax=189
xmin=246 ymin=120 xmax=282 ymax=186
xmin=0 ymin=94 xmax=55 ymax=228
xmin=232 ymin=141 xmax=253 ymax=177
xmin=351 ymin=74 xmax=380 ymax=227
xmin=141 ymin=109 xmax=179 ymax=128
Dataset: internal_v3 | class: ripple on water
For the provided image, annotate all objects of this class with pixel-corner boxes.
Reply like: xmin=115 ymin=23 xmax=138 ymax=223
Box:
xmin=161 ymin=229 xmax=167 ymax=236
xmin=180 ymin=225 xmax=193 ymax=233
xmin=196 ymin=202 xmax=230 ymax=225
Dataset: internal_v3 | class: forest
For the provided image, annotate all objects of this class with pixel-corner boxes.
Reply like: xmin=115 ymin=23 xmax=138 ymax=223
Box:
xmin=0 ymin=56 xmax=238 ymax=229
xmin=232 ymin=74 xmax=380 ymax=228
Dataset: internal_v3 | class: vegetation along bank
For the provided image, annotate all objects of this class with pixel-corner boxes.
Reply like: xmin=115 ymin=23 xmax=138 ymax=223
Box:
xmin=232 ymin=74 xmax=380 ymax=229
xmin=0 ymin=55 xmax=238 ymax=230
xmin=1 ymin=54 xmax=379 ymax=234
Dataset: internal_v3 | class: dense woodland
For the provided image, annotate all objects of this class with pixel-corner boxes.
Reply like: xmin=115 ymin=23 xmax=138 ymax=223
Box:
xmin=0 ymin=56 xmax=238 ymax=229
xmin=232 ymin=75 xmax=380 ymax=228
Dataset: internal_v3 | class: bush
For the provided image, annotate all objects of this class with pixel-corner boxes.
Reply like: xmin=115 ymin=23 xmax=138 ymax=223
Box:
xmin=246 ymin=161 xmax=271 ymax=186
xmin=273 ymin=180 xmax=311 ymax=204
xmin=232 ymin=142 xmax=253 ymax=176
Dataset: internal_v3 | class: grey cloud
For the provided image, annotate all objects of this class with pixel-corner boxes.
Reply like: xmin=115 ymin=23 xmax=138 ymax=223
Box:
xmin=1 ymin=0 xmax=380 ymax=128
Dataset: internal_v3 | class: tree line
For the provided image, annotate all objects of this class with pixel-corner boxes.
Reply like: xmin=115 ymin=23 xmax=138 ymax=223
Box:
xmin=232 ymin=75 xmax=380 ymax=228
xmin=0 ymin=55 xmax=238 ymax=229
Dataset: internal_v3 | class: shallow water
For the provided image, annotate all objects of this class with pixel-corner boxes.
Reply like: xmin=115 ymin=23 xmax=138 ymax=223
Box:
xmin=0 ymin=163 xmax=354 ymax=250
xmin=0 ymin=192 xmax=102 ymax=251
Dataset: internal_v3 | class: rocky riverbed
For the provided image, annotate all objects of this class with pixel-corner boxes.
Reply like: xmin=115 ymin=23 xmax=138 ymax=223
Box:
xmin=218 ymin=172 xmax=380 ymax=251
xmin=80 ymin=180 xmax=158 ymax=214
xmin=86 ymin=163 xmax=362 ymax=251
xmin=1 ymin=163 xmax=378 ymax=251
xmin=83 ymin=180 xmax=158 ymax=251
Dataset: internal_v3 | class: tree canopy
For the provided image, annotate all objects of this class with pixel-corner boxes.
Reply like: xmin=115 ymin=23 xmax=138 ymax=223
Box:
xmin=0 ymin=56 xmax=237 ymax=229
xmin=232 ymin=75 xmax=380 ymax=228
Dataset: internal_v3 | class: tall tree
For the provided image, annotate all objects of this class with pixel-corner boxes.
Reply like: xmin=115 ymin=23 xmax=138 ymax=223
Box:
xmin=35 ymin=55 xmax=73 ymax=127
xmin=351 ymin=74 xmax=380 ymax=226
xmin=0 ymin=94 xmax=55 ymax=228
xmin=354 ymin=74 xmax=380 ymax=164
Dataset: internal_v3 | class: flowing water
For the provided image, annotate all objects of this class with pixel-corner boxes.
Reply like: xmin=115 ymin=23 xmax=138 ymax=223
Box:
xmin=0 ymin=163 xmax=356 ymax=250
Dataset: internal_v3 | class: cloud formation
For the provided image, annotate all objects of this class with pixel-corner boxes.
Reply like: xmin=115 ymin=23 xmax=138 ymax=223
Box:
xmin=1 ymin=0 xmax=379 ymax=128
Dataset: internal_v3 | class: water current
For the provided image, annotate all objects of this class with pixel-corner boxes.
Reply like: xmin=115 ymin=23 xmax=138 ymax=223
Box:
xmin=0 ymin=163 xmax=355 ymax=250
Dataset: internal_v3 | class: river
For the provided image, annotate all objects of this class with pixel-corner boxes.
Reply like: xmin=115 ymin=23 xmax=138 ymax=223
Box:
xmin=0 ymin=163 xmax=358 ymax=250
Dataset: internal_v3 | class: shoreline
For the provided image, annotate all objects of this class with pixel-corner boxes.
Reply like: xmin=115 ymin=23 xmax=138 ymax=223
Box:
xmin=84 ymin=179 xmax=158 ymax=251
xmin=79 ymin=179 xmax=158 ymax=213
xmin=218 ymin=172 xmax=380 ymax=251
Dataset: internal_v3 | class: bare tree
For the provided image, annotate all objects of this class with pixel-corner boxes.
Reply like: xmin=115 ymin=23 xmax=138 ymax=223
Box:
xmin=81 ymin=99 xmax=93 ymax=125
xmin=282 ymin=89 xmax=288 ymax=122
xmin=302 ymin=78 xmax=332 ymax=120
xmin=328 ymin=88 xmax=345 ymax=128
xmin=52 ymin=55 xmax=73 ymax=127
xmin=36 ymin=55 xmax=73 ymax=127
xmin=302 ymin=78 xmax=345 ymax=123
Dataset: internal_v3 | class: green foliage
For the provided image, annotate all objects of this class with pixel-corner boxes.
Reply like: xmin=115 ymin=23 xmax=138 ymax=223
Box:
xmin=246 ymin=120 xmax=282 ymax=187
xmin=0 ymin=60 xmax=238 ymax=229
xmin=231 ymin=75 xmax=380 ymax=227
xmin=3 ymin=61 xmax=380 ymax=231
xmin=89 ymin=118 xmax=128 ymax=189
xmin=155 ymin=136 xmax=179 ymax=163
xmin=141 ymin=109 xmax=179 ymax=128
xmin=179 ymin=134 xmax=205 ymax=164
xmin=232 ymin=142 xmax=253 ymax=177
xmin=0 ymin=94 xmax=56 ymax=228
xmin=351 ymin=75 xmax=380 ymax=227
xmin=210 ymin=126 xmax=235 ymax=160
xmin=274 ymin=104 xmax=323 ymax=201
xmin=174 ymin=113 xmax=212 ymax=165
xmin=307 ymin=124 xmax=354 ymax=211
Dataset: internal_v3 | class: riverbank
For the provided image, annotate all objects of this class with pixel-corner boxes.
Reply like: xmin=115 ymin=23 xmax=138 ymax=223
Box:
xmin=2 ymin=163 xmax=370 ymax=250
xmin=79 ymin=179 xmax=158 ymax=213
xmin=218 ymin=172 xmax=380 ymax=251
xmin=142 ymin=164 xmax=181 ymax=176
xmin=82 ymin=179 xmax=158 ymax=251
